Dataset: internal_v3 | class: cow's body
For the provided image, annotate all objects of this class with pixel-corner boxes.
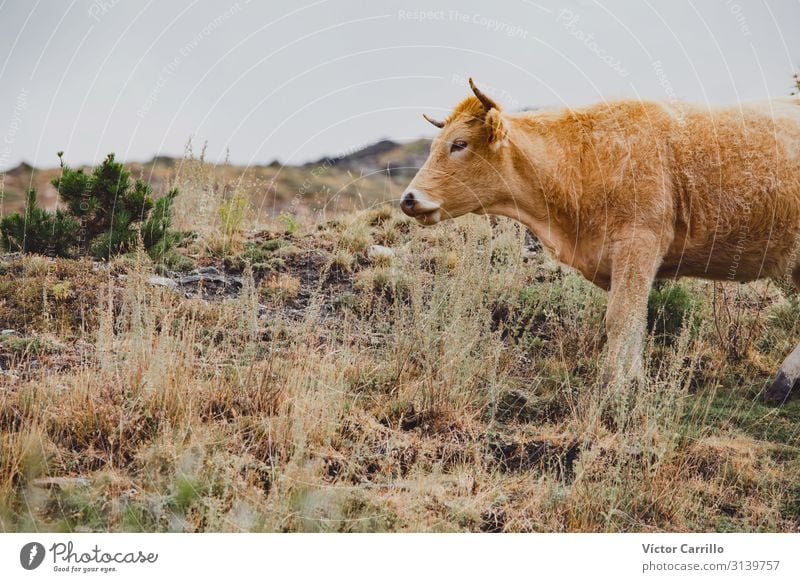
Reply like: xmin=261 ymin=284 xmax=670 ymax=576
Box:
xmin=401 ymin=80 xmax=800 ymax=396
xmin=510 ymin=98 xmax=800 ymax=291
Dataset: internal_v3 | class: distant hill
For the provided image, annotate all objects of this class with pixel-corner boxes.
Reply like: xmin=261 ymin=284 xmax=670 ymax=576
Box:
xmin=307 ymin=139 xmax=429 ymax=179
xmin=0 ymin=138 xmax=431 ymax=216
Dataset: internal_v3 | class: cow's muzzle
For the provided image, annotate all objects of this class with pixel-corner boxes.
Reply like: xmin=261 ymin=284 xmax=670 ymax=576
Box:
xmin=400 ymin=189 xmax=442 ymax=224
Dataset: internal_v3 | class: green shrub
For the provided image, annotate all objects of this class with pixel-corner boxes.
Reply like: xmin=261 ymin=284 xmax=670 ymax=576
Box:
xmin=277 ymin=211 xmax=300 ymax=236
xmin=141 ymin=188 xmax=183 ymax=261
xmin=0 ymin=189 xmax=78 ymax=256
xmin=222 ymin=239 xmax=288 ymax=274
xmin=647 ymin=282 xmax=697 ymax=345
xmin=262 ymin=239 xmax=287 ymax=252
xmin=218 ymin=191 xmax=249 ymax=239
xmin=53 ymin=153 xmax=180 ymax=260
xmin=333 ymin=291 xmax=358 ymax=311
xmin=158 ymin=249 xmax=196 ymax=272
xmin=1 ymin=152 xmax=181 ymax=262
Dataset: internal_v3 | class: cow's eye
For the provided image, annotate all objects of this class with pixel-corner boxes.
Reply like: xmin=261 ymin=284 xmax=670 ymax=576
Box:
xmin=450 ymin=140 xmax=467 ymax=154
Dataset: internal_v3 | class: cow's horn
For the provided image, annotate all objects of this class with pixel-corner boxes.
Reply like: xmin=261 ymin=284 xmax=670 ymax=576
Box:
xmin=469 ymin=77 xmax=498 ymax=111
xmin=423 ymin=113 xmax=445 ymax=128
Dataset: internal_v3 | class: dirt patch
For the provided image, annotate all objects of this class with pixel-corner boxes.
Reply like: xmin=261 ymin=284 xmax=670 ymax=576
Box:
xmin=480 ymin=507 xmax=507 ymax=532
xmin=488 ymin=439 xmax=581 ymax=480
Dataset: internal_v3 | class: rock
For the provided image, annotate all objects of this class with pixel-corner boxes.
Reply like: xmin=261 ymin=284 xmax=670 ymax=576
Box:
xmin=177 ymin=272 xmax=241 ymax=286
xmin=31 ymin=476 xmax=90 ymax=489
xmin=524 ymin=230 xmax=541 ymax=253
xmin=367 ymin=245 xmax=395 ymax=262
xmin=147 ymin=276 xmax=178 ymax=289
xmin=175 ymin=266 xmax=238 ymax=286
xmin=148 ymin=268 xmax=243 ymax=299
xmin=1 ymin=329 xmax=18 ymax=336
xmin=177 ymin=273 xmax=225 ymax=285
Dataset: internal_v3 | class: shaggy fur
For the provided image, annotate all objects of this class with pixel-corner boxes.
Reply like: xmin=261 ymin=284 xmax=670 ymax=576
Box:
xmin=404 ymin=83 xmax=800 ymax=387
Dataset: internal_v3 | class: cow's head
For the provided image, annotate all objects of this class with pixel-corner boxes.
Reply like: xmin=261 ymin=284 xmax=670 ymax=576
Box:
xmin=401 ymin=78 xmax=511 ymax=225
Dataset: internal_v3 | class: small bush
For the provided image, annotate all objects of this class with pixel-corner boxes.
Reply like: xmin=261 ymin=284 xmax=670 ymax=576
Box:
xmin=647 ymin=282 xmax=697 ymax=344
xmin=354 ymin=266 xmax=412 ymax=300
xmin=214 ymin=191 xmax=249 ymax=254
xmin=262 ymin=239 xmax=287 ymax=252
xmin=332 ymin=291 xmax=358 ymax=311
xmin=218 ymin=191 xmax=249 ymax=237
xmin=260 ymin=273 xmax=301 ymax=302
xmin=330 ymin=249 xmax=355 ymax=273
xmin=340 ymin=222 xmax=372 ymax=253
xmin=142 ymin=189 xmax=183 ymax=261
xmin=159 ymin=250 xmax=196 ymax=272
xmin=1 ymin=152 xmax=182 ymax=262
xmin=0 ymin=190 xmax=78 ymax=256
xmin=223 ymin=239 xmax=291 ymax=273
xmin=0 ymin=334 xmax=61 ymax=355
xmin=277 ymin=212 xmax=300 ymax=236
xmin=365 ymin=205 xmax=393 ymax=226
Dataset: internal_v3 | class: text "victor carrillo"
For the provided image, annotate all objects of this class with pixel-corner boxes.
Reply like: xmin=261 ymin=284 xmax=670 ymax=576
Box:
xmin=643 ymin=543 xmax=724 ymax=554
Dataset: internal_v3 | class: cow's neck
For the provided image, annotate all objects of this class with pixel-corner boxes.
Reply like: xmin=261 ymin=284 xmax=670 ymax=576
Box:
xmin=488 ymin=199 xmax=577 ymax=265
xmin=486 ymin=131 xmax=583 ymax=267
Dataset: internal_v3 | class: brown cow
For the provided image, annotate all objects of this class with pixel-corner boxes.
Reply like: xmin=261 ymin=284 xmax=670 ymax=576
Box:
xmin=401 ymin=79 xmax=800 ymax=399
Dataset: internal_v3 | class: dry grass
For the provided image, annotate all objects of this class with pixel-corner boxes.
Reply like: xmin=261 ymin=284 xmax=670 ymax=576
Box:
xmin=1 ymin=166 xmax=799 ymax=533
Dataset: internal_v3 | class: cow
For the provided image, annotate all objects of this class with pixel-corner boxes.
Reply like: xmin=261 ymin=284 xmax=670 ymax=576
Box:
xmin=401 ymin=79 xmax=800 ymax=401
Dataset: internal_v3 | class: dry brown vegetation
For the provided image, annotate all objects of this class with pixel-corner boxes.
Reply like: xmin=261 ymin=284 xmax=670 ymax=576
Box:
xmin=1 ymin=156 xmax=799 ymax=533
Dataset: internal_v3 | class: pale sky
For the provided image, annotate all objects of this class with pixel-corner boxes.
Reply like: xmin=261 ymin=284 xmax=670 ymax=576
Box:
xmin=1 ymin=0 xmax=798 ymax=171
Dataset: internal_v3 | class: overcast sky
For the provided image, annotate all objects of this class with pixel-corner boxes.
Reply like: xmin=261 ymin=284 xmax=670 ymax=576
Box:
xmin=1 ymin=0 xmax=799 ymax=171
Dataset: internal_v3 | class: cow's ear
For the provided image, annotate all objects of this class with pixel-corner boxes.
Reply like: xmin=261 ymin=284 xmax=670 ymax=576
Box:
xmin=485 ymin=109 xmax=508 ymax=150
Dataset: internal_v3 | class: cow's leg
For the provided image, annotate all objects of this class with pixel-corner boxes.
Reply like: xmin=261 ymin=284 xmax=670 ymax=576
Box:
xmin=765 ymin=262 xmax=800 ymax=403
xmin=605 ymin=231 xmax=662 ymax=384
xmin=765 ymin=345 xmax=800 ymax=403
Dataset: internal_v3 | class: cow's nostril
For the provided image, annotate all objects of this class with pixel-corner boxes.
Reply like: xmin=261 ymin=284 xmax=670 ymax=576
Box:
xmin=401 ymin=192 xmax=415 ymax=210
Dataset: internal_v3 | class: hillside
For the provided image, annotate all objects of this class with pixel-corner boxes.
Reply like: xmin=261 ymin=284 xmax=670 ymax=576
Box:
xmin=1 ymin=202 xmax=800 ymax=532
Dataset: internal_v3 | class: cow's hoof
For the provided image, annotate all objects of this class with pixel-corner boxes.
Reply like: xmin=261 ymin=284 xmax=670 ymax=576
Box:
xmin=763 ymin=371 xmax=800 ymax=405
